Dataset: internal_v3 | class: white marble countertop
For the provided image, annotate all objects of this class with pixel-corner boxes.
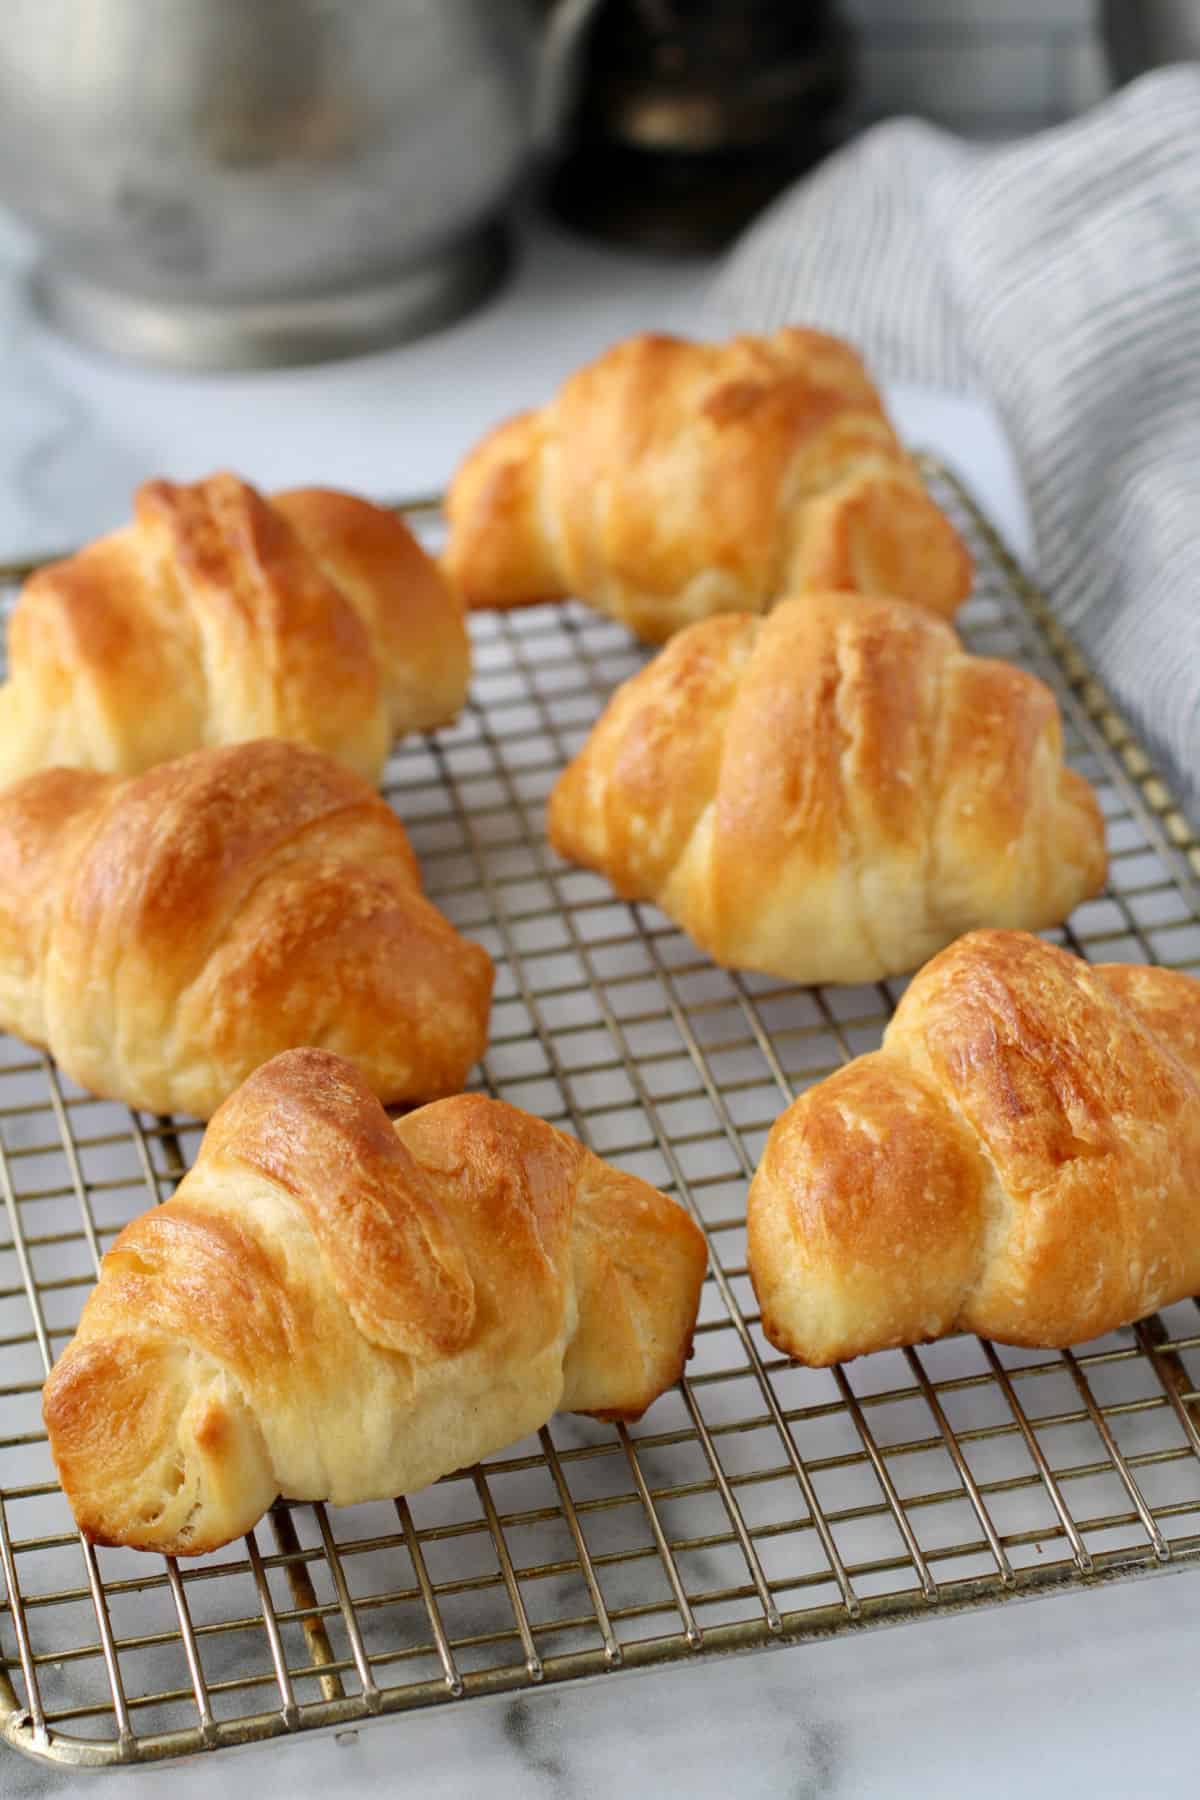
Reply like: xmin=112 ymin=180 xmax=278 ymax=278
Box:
xmin=1 ymin=210 xmax=1196 ymax=1799
xmin=6 ymin=1570 xmax=1199 ymax=1800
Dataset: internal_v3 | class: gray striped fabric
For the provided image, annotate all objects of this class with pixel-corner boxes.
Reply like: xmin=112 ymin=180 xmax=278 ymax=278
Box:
xmin=708 ymin=67 xmax=1200 ymax=819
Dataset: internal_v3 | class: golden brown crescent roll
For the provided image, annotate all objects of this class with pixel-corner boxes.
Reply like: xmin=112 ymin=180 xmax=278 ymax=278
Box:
xmin=443 ymin=327 xmax=971 ymax=642
xmin=747 ymin=930 xmax=1200 ymax=1365
xmin=0 ymin=740 xmax=493 ymax=1117
xmin=42 ymin=1048 xmax=708 ymax=1556
xmin=547 ymin=593 xmax=1106 ymax=986
xmin=0 ymin=472 xmax=469 ymax=786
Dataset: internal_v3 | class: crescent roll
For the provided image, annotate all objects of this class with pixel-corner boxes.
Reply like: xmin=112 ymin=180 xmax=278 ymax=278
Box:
xmin=42 ymin=1048 xmax=708 ymax=1556
xmin=0 ymin=740 xmax=493 ymax=1117
xmin=444 ymin=327 xmax=972 ymax=641
xmin=748 ymin=930 xmax=1200 ymax=1364
xmin=547 ymin=592 xmax=1106 ymax=985
xmin=0 ymin=472 xmax=469 ymax=786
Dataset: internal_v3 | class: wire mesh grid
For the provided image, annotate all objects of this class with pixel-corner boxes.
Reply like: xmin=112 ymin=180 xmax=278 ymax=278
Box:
xmin=1 ymin=458 xmax=1199 ymax=1770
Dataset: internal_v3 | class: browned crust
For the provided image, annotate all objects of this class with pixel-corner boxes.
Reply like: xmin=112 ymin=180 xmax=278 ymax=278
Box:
xmin=0 ymin=739 xmax=494 ymax=1118
xmin=747 ymin=931 xmax=1200 ymax=1363
xmin=42 ymin=1050 xmax=707 ymax=1555
xmin=1 ymin=471 xmax=468 ymax=787
xmin=443 ymin=329 xmax=972 ymax=639
xmin=547 ymin=593 xmax=1107 ymax=985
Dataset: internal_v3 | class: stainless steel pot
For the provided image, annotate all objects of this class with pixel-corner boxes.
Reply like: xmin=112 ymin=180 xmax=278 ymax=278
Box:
xmin=0 ymin=0 xmax=537 ymax=367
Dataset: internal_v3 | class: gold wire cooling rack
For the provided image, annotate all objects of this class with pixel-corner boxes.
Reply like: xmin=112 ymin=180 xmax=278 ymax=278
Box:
xmin=1 ymin=459 xmax=1199 ymax=1772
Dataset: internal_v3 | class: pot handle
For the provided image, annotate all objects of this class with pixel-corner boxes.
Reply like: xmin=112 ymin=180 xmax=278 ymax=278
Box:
xmin=534 ymin=0 xmax=606 ymax=150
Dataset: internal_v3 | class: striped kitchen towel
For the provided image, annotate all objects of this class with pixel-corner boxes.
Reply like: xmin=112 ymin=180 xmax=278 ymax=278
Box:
xmin=708 ymin=66 xmax=1200 ymax=821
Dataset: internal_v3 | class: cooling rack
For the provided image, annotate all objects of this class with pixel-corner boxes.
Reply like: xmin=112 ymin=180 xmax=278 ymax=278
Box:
xmin=1 ymin=459 xmax=1199 ymax=1771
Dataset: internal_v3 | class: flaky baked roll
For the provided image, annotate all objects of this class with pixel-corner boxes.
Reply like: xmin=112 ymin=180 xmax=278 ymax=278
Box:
xmin=547 ymin=593 xmax=1105 ymax=986
xmin=444 ymin=328 xmax=971 ymax=642
xmin=748 ymin=930 xmax=1200 ymax=1364
xmin=0 ymin=740 xmax=493 ymax=1117
xmin=42 ymin=1048 xmax=708 ymax=1556
xmin=0 ymin=473 xmax=468 ymax=786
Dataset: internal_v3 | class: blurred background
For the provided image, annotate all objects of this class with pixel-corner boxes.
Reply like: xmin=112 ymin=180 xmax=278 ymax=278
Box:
xmin=0 ymin=0 xmax=1194 ymax=561
xmin=0 ymin=0 xmax=1188 ymax=370
xmin=815 ymin=0 xmax=1110 ymax=138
